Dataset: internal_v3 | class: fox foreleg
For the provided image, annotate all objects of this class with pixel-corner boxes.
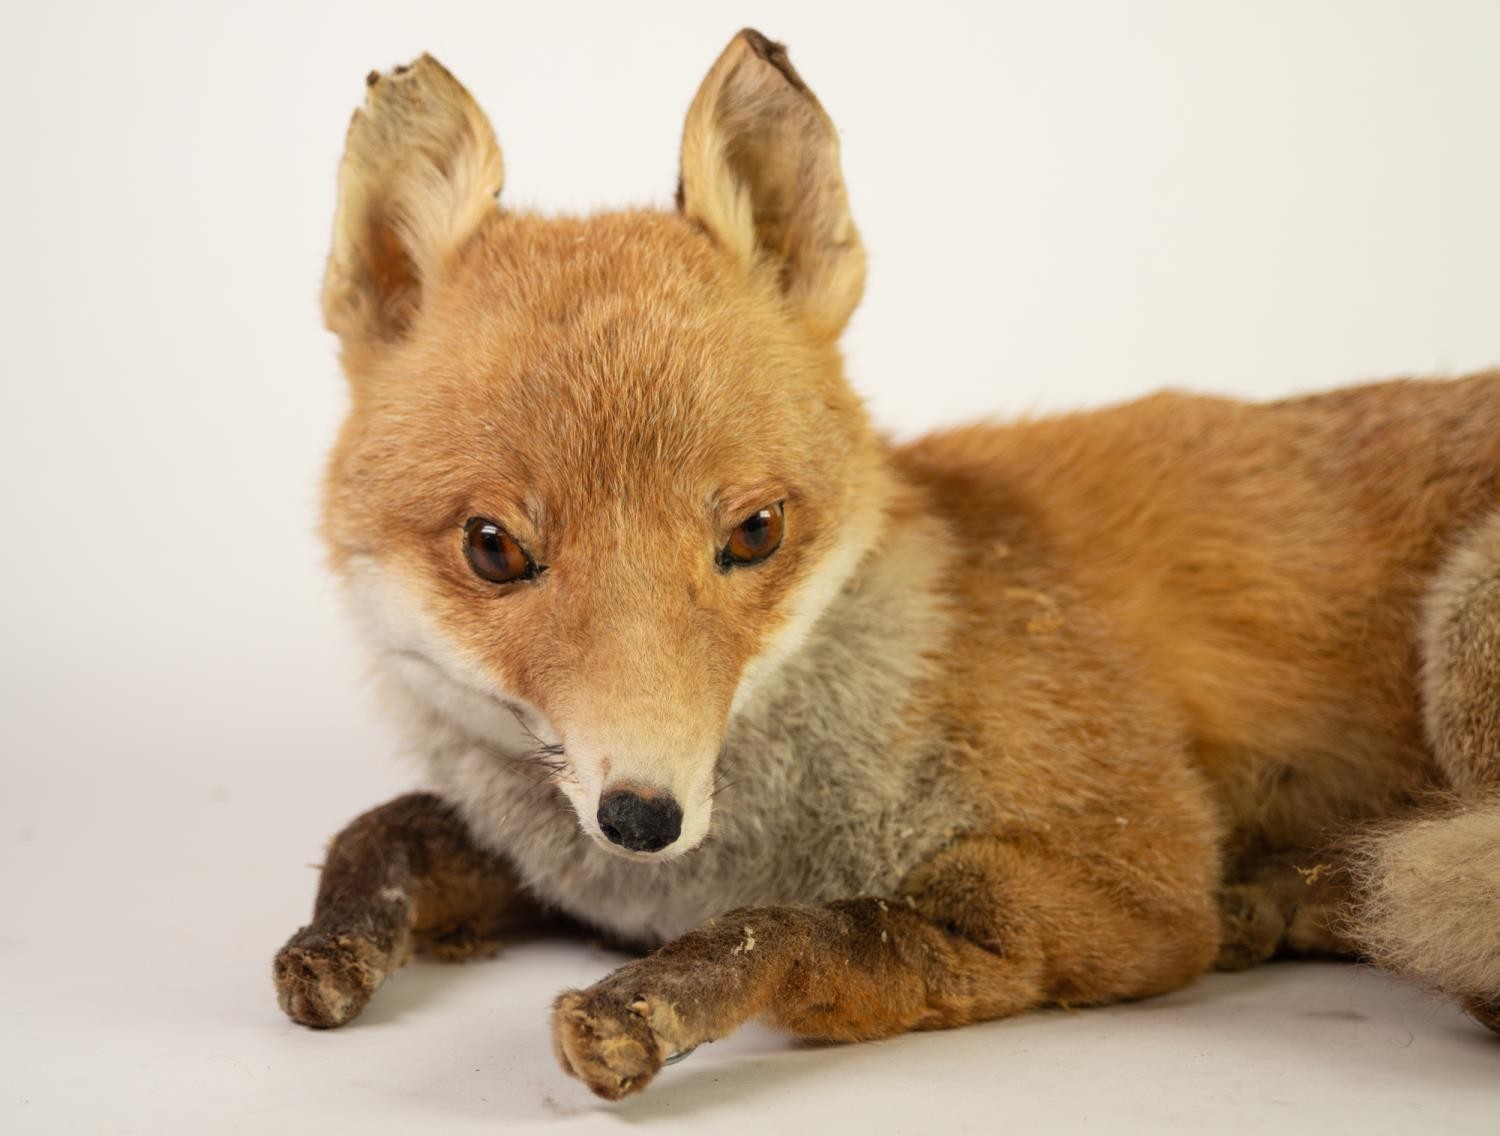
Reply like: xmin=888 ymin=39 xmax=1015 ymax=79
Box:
xmin=273 ymin=792 xmax=547 ymax=1028
xmin=552 ymin=835 xmax=1219 ymax=1100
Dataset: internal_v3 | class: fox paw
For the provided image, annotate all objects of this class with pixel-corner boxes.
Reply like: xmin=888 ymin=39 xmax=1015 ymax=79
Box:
xmin=273 ymin=927 xmax=390 ymax=1028
xmin=1214 ymin=884 xmax=1285 ymax=971
xmin=552 ymin=987 xmax=686 ymax=1100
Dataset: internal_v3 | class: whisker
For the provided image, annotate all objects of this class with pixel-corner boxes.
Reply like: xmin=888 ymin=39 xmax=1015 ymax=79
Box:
xmin=709 ymin=778 xmax=737 ymax=800
xmin=499 ymin=768 xmax=565 ymax=826
xmin=505 ymin=701 xmax=562 ymax=753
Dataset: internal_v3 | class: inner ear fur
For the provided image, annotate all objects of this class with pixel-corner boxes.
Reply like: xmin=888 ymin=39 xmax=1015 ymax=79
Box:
xmin=679 ymin=29 xmax=867 ymax=342
xmin=323 ymin=55 xmax=504 ymax=355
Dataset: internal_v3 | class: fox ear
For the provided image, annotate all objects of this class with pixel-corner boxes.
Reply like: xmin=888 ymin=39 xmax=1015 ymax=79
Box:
xmin=678 ymin=30 xmax=866 ymax=342
xmin=323 ymin=55 xmax=503 ymax=355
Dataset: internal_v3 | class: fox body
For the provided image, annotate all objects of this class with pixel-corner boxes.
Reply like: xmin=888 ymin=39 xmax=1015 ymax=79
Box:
xmin=276 ymin=31 xmax=1500 ymax=1100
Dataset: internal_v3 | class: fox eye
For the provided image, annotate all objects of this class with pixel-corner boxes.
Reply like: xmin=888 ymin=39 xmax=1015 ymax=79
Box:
xmin=720 ymin=502 xmax=785 ymax=569
xmin=463 ymin=517 xmax=540 ymax=585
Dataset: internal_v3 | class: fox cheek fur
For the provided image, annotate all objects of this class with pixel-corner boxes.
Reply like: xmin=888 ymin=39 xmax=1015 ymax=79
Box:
xmin=277 ymin=28 xmax=1500 ymax=1101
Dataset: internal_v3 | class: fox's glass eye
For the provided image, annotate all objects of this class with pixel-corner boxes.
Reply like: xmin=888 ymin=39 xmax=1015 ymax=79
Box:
xmin=721 ymin=502 xmax=785 ymax=568
xmin=463 ymin=517 xmax=540 ymax=585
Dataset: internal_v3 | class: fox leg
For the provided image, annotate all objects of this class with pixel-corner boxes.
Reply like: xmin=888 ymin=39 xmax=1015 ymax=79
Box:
xmin=1344 ymin=509 xmax=1500 ymax=1034
xmin=552 ymin=836 xmax=1219 ymax=1100
xmin=274 ymin=792 xmax=549 ymax=1028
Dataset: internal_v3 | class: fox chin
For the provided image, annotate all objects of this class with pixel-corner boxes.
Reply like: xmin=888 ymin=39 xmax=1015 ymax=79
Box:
xmin=274 ymin=28 xmax=1500 ymax=1103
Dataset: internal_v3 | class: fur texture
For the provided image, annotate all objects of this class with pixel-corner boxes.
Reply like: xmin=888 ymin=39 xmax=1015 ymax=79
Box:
xmin=275 ymin=30 xmax=1500 ymax=1100
xmin=1348 ymin=796 xmax=1500 ymax=1012
xmin=1423 ymin=509 xmax=1500 ymax=789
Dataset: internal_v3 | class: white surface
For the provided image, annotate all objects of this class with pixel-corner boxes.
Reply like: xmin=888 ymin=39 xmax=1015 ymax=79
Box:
xmin=7 ymin=758 xmax=1500 ymax=1134
xmin=3 ymin=1 xmax=1498 ymax=1133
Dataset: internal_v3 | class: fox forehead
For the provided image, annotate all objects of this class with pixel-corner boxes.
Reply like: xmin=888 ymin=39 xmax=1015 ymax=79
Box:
xmin=326 ymin=210 xmax=871 ymax=554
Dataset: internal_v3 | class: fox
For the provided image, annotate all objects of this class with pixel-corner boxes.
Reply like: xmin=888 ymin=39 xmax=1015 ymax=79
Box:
xmin=273 ymin=29 xmax=1500 ymax=1101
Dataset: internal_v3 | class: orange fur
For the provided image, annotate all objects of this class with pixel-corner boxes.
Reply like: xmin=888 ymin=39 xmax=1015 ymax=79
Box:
xmin=276 ymin=30 xmax=1500 ymax=1100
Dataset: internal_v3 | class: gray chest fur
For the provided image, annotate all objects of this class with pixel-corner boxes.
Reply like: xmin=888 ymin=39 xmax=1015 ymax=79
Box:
xmin=421 ymin=567 xmax=971 ymax=946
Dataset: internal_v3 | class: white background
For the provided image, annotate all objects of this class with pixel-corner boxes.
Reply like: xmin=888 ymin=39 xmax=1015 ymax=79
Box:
xmin=2 ymin=2 xmax=1497 ymax=1133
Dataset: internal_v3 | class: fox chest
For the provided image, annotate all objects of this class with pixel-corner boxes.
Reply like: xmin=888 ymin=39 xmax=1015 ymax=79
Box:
xmin=427 ymin=713 xmax=972 ymax=946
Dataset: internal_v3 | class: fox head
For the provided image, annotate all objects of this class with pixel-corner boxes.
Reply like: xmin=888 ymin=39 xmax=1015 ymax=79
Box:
xmin=322 ymin=31 xmax=892 ymax=861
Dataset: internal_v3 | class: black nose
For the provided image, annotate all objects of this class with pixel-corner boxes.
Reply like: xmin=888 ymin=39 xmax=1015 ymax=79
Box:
xmin=597 ymin=789 xmax=683 ymax=853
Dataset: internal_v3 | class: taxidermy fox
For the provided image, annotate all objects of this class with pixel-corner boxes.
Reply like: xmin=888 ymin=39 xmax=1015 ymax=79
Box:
xmin=274 ymin=29 xmax=1500 ymax=1100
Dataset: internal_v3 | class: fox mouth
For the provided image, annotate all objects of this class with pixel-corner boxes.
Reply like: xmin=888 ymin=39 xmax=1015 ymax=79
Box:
xmin=587 ymin=837 xmax=683 ymax=863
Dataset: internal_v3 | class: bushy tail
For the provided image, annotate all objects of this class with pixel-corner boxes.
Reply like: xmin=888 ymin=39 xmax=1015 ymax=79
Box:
xmin=1347 ymin=794 xmax=1500 ymax=1029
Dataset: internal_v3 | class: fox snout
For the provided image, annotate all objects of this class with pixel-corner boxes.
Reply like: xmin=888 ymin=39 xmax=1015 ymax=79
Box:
xmin=562 ymin=726 xmax=720 ymax=861
xmin=596 ymin=785 xmax=684 ymax=854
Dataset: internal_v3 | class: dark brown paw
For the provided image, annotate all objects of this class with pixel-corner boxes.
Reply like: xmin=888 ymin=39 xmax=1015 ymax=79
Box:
xmin=273 ymin=927 xmax=391 ymax=1028
xmin=552 ymin=987 xmax=686 ymax=1100
xmin=1214 ymin=884 xmax=1286 ymax=971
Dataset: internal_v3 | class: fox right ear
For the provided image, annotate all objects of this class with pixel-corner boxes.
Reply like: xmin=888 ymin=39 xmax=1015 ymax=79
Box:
xmin=679 ymin=30 xmax=866 ymax=342
xmin=323 ymin=56 xmax=503 ymax=357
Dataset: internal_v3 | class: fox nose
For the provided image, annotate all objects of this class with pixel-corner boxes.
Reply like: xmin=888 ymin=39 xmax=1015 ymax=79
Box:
xmin=596 ymin=788 xmax=683 ymax=853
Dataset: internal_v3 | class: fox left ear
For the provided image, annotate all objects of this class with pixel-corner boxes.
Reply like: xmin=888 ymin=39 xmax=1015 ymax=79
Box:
xmin=678 ymin=29 xmax=866 ymax=342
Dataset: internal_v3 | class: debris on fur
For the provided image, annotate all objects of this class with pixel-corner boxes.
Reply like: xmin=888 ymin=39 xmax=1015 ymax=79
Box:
xmin=1295 ymin=863 xmax=1330 ymax=886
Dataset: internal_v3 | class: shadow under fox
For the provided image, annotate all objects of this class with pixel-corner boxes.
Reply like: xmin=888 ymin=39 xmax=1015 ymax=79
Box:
xmin=274 ymin=29 xmax=1500 ymax=1101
